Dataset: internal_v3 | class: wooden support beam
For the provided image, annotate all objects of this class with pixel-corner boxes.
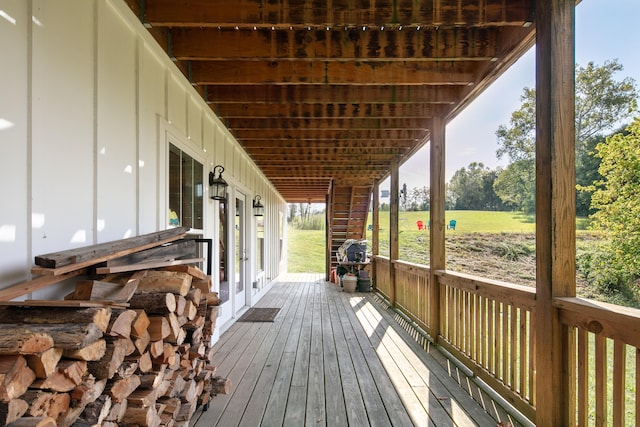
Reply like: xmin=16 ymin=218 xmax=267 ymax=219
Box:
xmin=206 ymin=85 xmax=462 ymax=104
xmin=534 ymin=0 xmax=577 ymax=425
xmin=389 ymin=161 xmax=399 ymax=306
xmin=143 ymin=0 xmax=533 ymax=27
xmin=191 ymin=60 xmax=475 ymax=85
xmin=215 ymin=103 xmax=443 ymax=119
xmin=429 ymin=116 xmax=446 ymax=340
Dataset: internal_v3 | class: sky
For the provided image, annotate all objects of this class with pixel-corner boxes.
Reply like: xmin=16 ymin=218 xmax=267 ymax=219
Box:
xmin=391 ymin=0 xmax=640 ymax=193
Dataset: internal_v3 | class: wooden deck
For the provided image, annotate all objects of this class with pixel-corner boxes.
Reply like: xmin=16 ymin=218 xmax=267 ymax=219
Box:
xmin=193 ymin=274 xmax=509 ymax=426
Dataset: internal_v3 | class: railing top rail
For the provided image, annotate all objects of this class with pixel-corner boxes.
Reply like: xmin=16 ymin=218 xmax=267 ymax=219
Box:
xmin=555 ymin=296 xmax=640 ymax=347
xmin=435 ymin=269 xmax=536 ymax=310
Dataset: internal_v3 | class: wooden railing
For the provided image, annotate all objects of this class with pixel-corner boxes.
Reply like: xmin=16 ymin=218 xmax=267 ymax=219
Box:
xmin=555 ymin=297 xmax=640 ymax=426
xmin=373 ymin=256 xmax=392 ymax=301
xmin=373 ymin=257 xmax=640 ymax=424
xmin=436 ymin=270 xmax=536 ymax=420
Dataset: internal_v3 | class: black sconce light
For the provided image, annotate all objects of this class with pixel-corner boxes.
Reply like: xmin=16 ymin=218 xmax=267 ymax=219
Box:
xmin=209 ymin=165 xmax=228 ymax=201
xmin=253 ymin=195 xmax=264 ymax=217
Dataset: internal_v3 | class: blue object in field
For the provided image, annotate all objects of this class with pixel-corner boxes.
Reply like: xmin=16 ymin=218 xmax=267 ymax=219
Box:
xmin=448 ymin=219 xmax=456 ymax=230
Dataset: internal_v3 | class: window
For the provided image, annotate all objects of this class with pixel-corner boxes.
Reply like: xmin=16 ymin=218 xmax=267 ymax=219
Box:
xmin=168 ymin=144 xmax=203 ymax=230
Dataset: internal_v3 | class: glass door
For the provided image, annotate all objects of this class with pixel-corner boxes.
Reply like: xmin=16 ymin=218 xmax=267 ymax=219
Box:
xmin=234 ymin=193 xmax=248 ymax=314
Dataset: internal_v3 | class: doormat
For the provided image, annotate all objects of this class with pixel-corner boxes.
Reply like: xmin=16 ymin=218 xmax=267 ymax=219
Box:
xmin=237 ymin=307 xmax=281 ymax=322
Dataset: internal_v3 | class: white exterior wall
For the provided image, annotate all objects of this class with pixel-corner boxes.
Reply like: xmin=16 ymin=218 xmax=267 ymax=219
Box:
xmin=0 ymin=0 xmax=286 ymax=306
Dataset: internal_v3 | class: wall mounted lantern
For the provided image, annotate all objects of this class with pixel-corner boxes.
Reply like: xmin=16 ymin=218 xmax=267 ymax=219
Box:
xmin=209 ymin=165 xmax=228 ymax=201
xmin=253 ymin=195 xmax=264 ymax=217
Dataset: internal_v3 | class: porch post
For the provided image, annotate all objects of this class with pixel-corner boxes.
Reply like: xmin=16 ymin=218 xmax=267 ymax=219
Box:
xmin=429 ymin=117 xmax=445 ymax=337
xmin=535 ymin=0 xmax=576 ymax=425
xmin=372 ymin=182 xmax=380 ymax=257
xmin=371 ymin=182 xmax=380 ymax=291
xmin=389 ymin=160 xmax=399 ymax=306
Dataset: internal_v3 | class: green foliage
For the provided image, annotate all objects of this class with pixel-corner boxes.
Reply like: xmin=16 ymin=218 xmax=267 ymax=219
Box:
xmin=576 ymin=243 xmax=633 ymax=295
xmin=588 ymin=119 xmax=640 ymax=286
xmin=493 ymin=159 xmax=535 ymax=212
xmin=448 ymin=162 xmax=505 ymax=210
xmin=495 ymin=59 xmax=638 ymax=212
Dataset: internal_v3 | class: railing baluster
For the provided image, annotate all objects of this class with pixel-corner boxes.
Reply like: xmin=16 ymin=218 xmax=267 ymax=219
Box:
xmin=612 ymin=341 xmax=626 ymax=427
xmin=577 ymin=328 xmax=588 ymax=427
xmin=595 ymin=334 xmax=607 ymax=426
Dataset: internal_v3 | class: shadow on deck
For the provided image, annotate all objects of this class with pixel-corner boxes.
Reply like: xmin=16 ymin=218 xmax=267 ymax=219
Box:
xmin=193 ymin=273 xmax=523 ymax=426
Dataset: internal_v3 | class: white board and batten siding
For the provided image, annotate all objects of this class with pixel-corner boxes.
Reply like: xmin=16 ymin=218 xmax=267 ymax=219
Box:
xmin=0 ymin=0 xmax=287 ymax=321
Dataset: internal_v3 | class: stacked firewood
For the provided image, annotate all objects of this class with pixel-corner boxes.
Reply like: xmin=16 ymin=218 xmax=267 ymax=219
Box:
xmin=0 ymin=229 xmax=230 ymax=427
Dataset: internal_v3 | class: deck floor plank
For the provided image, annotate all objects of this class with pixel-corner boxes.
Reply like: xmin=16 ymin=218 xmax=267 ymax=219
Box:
xmin=238 ymin=281 xmax=309 ymax=426
xmin=193 ymin=275 xmax=501 ymax=427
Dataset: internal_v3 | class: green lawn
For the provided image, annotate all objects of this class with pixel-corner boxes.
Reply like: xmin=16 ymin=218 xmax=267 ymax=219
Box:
xmin=370 ymin=210 xmax=537 ymax=234
xmin=287 ymin=210 xmax=578 ymax=273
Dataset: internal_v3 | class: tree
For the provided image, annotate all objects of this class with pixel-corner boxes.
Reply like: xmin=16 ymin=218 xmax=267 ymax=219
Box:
xmin=495 ymin=59 xmax=638 ymax=213
xmin=448 ymin=162 xmax=504 ymax=210
xmin=402 ymin=186 xmax=430 ymax=211
xmin=586 ymin=119 xmax=640 ymax=287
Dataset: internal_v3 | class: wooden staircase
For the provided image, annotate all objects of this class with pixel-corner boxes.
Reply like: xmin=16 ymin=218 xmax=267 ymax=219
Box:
xmin=327 ymin=184 xmax=372 ymax=274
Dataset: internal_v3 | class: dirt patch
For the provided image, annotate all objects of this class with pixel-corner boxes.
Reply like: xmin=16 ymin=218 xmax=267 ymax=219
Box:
xmin=399 ymin=232 xmax=602 ymax=291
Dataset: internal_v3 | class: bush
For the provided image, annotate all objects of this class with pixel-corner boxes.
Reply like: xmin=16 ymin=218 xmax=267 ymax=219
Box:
xmin=577 ymin=243 xmax=635 ymax=295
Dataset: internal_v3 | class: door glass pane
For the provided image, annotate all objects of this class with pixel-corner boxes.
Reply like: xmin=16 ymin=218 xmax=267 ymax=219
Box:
xmin=219 ymin=200 xmax=229 ymax=303
xmin=235 ymin=197 xmax=244 ymax=294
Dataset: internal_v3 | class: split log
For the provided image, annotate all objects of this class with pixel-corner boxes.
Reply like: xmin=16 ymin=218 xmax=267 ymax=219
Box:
xmin=137 ymin=352 xmax=153 ymax=373
xmin=185 ymin=288 xmax=202 ymax=307
xmin=147 ymin=317 xmax=170 ymax=341
xmin=136 ymin=271 xmax=192 ymax=297
xmin=5 ymin=417 xmax=56 ymax=427
xmin=30 ymin=361 xmax=87 ymax=393
xmin=211 ymin=377 xmax=232 ymax=395
xmin=111 ymin=270 xmax=147 ymax=302
xmin=203 ymin=292 xmax=220 ymax=307
xmin=113 ymin=358 xmax=138 ymax=380
xmin=63 ymin=339 xmax=106 ymax=361
xmin=87 ymin=339 xmax=127 ymax=380
xmin=25 ymin=348 xmax=63 ymax=379
xmin=131 ymin=310 xmax=150 ymax=338
xmin=23 ymin=390 xmax=71 ymax=420
xmin=0 ymin=330 xmax=53 ymax=355
xmin=174 ymin=400 xmax=196 ymax=422
xmin=57 ymin=377 xmax=106 ymax=427
xmin=105 ymin=398 xmax=127 ymax=423
xmin=107 ymin=375 xmax=141 ymax=404
xmin=161 ymin=265 xmax=208 ymax=281
xmin=126 ymin=388 xmax=157 ymax=408
xmin=185 ymin=302 xmax=198 ymax=321
xmin=174 ymin=296 xmax=186 ymax=317
xmin=0 ymin=356 xmax=36 ymax=400
xmin=72 ymin=281 xmax=123 ymax=301
xmin=74 ymin=394 xmax=111 ymax=426
xmin=0 ymin=399 xmax=28 ymax=426
xmin=133 ymin=330 xmax=151 ymax=355
xmin=190 ymin=278 xmax=211 ymax=294
xmin=128 ymin=293 xmax=176 ymax=315
xmin=149 ymin=341 xmax=164 ymax=359
xmin=138 ymin=368 xmax=165 ymax=390
xmin=123 ymin=405 xmax=161 ymax=427
xmin=108 ymin=309 xmax=137 ymax=339
xmin=0 ymin=307 xmax=111 ymax=334
xmin=179 ymin=380 xmax=198 ymax=403
xmin=0 ymin=324 xmax=102 ymax=351
xmin=156 ymin=397 xmax=180 ymax=419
